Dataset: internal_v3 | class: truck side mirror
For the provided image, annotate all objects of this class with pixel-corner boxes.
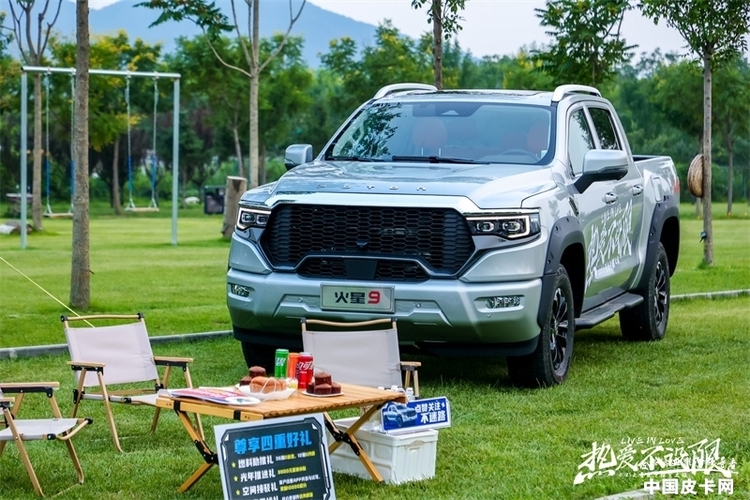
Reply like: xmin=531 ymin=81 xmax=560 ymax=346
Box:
xmin=284 ymin=144 xmax=314 ymax=170
xmin=574 ymin=150 xmax=629 ymax=193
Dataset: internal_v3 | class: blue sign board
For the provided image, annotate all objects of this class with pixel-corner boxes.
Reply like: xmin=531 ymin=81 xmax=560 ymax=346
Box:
xmin=380 ymin=396 xmax=451 ymax=435
xmin=214 ymin=414 xmax=336 ymax=500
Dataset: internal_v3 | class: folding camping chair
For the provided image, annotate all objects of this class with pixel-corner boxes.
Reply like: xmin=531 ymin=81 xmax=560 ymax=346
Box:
xmin=0 ymin=382 xmax=92 ymax=497
xmin=61 ymin=313 xmax=203 ymax=452
xmin=300 ymin=318 xmax=420 ymax=397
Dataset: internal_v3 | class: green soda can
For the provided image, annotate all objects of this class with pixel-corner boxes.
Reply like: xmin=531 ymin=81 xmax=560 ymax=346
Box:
xmin=274 ymin=349 xmax=289 ymax=378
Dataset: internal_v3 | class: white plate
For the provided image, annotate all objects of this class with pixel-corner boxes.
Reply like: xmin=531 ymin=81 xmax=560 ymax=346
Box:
xmin=301 ymin=391 xmax=345 ymax=398
xmin=235 ymin=384 xmax=296 ymax=401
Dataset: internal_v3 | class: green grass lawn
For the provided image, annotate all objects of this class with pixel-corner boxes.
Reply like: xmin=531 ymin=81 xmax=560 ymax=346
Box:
xmin=0 ymin=203 xmax=748 ymax=499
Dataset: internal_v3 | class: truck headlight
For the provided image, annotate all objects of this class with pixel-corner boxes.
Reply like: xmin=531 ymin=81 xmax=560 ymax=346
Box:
xmin=465 ymin=213 xmax=541 ymax=239
xmin=236 ymin=207 xmax=271 ymax=231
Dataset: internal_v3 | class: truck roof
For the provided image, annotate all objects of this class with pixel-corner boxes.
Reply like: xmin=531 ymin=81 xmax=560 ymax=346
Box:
xmin=373 ymin=84 xmax=603 ymax=107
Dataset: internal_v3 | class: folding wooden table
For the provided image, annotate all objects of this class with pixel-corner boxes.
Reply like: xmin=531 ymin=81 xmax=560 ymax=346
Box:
xmin=156 ymin=383 xmax=407 ymax=492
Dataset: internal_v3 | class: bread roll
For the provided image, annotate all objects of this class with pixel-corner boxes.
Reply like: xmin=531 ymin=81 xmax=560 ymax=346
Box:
xmin=250 ymin=376 xmax=288 ymax=393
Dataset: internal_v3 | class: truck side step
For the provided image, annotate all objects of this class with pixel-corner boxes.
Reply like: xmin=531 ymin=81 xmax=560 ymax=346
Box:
xmin=575 ymin=293 xmax=644 ymax=330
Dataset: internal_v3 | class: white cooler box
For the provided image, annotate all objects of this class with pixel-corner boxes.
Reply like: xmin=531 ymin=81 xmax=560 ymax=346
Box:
xmin=328 ymin=417 xmax=438 ymax=484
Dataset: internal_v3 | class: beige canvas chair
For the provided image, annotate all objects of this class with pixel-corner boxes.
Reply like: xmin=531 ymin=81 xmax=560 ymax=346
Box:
xmin=62 ymin=313 xmax=203 ymax=452
xmin=0 ymin=381 xmax=91 ymax=497
xmin=300 ymin=318 xmax=420 ymax=397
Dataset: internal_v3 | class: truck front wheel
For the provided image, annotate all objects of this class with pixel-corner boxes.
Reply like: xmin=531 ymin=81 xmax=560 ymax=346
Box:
xmin=619 ymin=242 xmax=670 ymax=341
xmin=507 ymin=265 xmax=575 ymax=388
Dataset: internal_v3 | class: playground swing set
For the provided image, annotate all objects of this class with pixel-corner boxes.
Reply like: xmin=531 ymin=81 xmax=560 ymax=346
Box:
xmin=42 ymin=71 xmax=73 ymax=218
xmin=40 ymin=70 xmax=163 ymax=216
xmin=17 ymin=66 xmax=182 ymax=250
xmin=124 ymin=76 xmax=160 ymax=213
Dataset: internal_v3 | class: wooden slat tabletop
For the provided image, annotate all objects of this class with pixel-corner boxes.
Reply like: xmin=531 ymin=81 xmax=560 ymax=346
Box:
xmin=156 ymin=383 xmax=407 ymax=420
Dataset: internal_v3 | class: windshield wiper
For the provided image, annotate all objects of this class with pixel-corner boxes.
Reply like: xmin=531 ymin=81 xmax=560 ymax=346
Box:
xmin=325 ymin=155 xmax=385 ymax=162
xmin=391 ymin=155 xmax=489 ymax=164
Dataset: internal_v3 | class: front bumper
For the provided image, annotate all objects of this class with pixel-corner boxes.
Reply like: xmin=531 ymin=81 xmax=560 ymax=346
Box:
xmin=227 ymin=233 xmax=547 ymax=351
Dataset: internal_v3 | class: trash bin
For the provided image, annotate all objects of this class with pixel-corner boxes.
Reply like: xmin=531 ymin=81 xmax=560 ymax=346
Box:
xmin=203 ymin=185 xmax=225 ymax=215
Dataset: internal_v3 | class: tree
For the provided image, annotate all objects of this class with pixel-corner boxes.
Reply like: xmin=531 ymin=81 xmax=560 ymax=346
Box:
xmin=535 ymin=0 xmax=634 ymax=87
xmin=712 ymin=57 xmax=750 ymax=215
xmin=165 ymin=35 xmax=249 ymax=179
xmin=70 ymin=0 xmax=89 ymax=309
xmin=640 ymin=0 xmax=750 ymax=266
xmin=3 ymin=0 xmax=63 ymax=230
xmin=51 ymin=32 xmax=163 ymax=214
xmin=321 ymin=21 xmax=432 ymax=109
xmin=411 ymin=0 xmax=466 ymax=89
xmin=502 ymin=47 xmax=555 ymax=90
xmin=139 ymin=0 xmax=306 ymax=189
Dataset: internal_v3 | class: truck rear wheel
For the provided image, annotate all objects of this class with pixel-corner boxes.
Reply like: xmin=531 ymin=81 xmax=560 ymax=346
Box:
xmin=507 ymin=265 xmax=575 ymax=387
xmin=619 ymin=242 xmax=670 ymax=341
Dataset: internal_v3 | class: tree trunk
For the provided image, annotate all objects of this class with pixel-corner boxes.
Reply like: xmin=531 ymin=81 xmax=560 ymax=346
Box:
xmin=221 ymin=176 xmax=248 ymax=239
xmin=232 ymin=122 xmax=244 ymax=178
xmin=727 ymin=145 xmax=734 ymax=216
xmin=70 ymin=0 xmax=90 ymax=309
xmin=248 ymin=0 xmax=260 ymax=188
xmin=33 ymin=73 xmax=43 ymax=230
xmin=432 ymin=0 xmax=443 ymax=90
xmin=259 ymin=142 xmax=266 ymax=185
xmin=249 ymin=76 xmax=260 ymax=188
xmin=112 ymin=136 xmax=122 ymax=215
xmin=701 ymin=52 xmax=713 ymax=266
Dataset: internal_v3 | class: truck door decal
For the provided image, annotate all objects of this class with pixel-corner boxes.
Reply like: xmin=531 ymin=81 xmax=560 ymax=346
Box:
xmin=586 ymin=199 xmax=633 ymax=287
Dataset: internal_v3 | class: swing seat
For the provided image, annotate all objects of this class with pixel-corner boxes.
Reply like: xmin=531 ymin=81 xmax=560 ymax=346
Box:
xmin=43 ymin=211 xmax=74 ymax=219
xmin=125 ymin=206 xmax=159 ymax=213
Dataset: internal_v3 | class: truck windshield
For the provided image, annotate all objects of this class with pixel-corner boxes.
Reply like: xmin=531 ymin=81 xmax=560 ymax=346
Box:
xmin=324 ymin=101 xmax=554 ymax=166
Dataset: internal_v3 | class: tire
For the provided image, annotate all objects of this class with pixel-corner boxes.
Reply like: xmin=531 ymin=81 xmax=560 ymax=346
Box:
xmin=619 ymin=242 xmax=670 ymax=341
xmin=507 ymin=265 xmax=575 ymax=388
xmin=241 ymin=341 xmax=276 ymax=372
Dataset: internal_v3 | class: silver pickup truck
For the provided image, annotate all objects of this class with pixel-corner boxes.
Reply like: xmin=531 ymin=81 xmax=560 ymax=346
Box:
xmin=226 ymin=83 xmax=680 ymax=387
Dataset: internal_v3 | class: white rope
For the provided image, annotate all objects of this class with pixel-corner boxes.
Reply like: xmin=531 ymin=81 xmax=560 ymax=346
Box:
xmin=0 ymin=256 xmax=93 ymax=327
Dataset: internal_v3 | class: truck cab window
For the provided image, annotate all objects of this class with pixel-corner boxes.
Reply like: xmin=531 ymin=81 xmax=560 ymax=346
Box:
xmin=568 ymin=109 xmax=594 ymax=175
xmin=588 ymin=107 xmax=621 ymax=150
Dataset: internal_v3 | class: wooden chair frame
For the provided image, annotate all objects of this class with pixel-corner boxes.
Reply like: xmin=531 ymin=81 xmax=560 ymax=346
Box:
xmin=62 ymin=313 xmax=203 ymax=452
xmin=0 ymin=382 xmax=91 ymax=497
xmin=301 ymin=318 xmax=420 ymax=397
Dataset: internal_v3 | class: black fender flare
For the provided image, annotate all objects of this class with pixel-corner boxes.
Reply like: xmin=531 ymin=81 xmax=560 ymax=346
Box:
xmin=538 ymin=216 xmax=585 ymax=329
xmin=635 ymin=199 xmax=680 ymax=291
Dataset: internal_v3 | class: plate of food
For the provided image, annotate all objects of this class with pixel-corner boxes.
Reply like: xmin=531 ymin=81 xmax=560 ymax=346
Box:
xmin=235 ymin=376 xmax=296 ymax=401
xmin=300 ymin=391 xmax=345 ymax=398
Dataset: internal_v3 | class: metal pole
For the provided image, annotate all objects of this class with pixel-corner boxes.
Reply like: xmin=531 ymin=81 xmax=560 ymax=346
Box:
xmin=171 ymin=78 xmax=180 ymax=246
xmin=20 ymin=72 xmax=28 ymax=249
xmin=22 ymin=66 xmax=180 ymax=79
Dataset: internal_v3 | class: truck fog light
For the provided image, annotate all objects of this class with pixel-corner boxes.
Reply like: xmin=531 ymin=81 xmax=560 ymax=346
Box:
xmin=485 ymin=295 xmax=522 ymax=309
xmin=231 ymin=284 xmax=252 ymax=297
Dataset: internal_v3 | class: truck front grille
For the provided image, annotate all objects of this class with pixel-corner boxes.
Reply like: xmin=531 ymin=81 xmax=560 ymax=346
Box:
xmin=261 ymin=204 xmax=474 ymax=278
xmin=298 ymin=258 xmax=429 ymax=282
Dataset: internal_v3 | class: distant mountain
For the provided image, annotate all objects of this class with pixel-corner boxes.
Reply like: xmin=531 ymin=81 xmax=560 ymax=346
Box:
xmin=48 ymin=1 xmax=379 ymax=67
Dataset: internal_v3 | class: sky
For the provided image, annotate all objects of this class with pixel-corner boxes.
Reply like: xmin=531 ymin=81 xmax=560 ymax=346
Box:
xmin=86 ymin=0 xmax=691 ymax=60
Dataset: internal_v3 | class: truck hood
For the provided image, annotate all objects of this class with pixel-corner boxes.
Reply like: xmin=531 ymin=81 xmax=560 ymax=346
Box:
xmin=244 ymin=160 xmax=556 ymax=209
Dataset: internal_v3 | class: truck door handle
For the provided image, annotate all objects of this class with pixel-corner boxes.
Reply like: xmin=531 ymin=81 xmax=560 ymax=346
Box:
xmin=632 ymin=185 xmax=643 ymax=196
xmin=603 ymin=193 xmax=618 ymax=204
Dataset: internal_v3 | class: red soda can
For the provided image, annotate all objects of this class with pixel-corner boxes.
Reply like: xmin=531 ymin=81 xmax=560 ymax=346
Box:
xmin=296 ymin=352 xmax=314 ymax=389
xmin=287 ymin=352 xmax=300 ymax=379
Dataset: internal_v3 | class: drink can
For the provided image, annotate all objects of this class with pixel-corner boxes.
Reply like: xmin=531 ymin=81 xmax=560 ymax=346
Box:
xmin=297 ymin=352 xmax=314 ymax=389
xmin=287 ymin=352 xmax=300 ymax=379
xmin=274 ymin=349 xmax=289 ymax=378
